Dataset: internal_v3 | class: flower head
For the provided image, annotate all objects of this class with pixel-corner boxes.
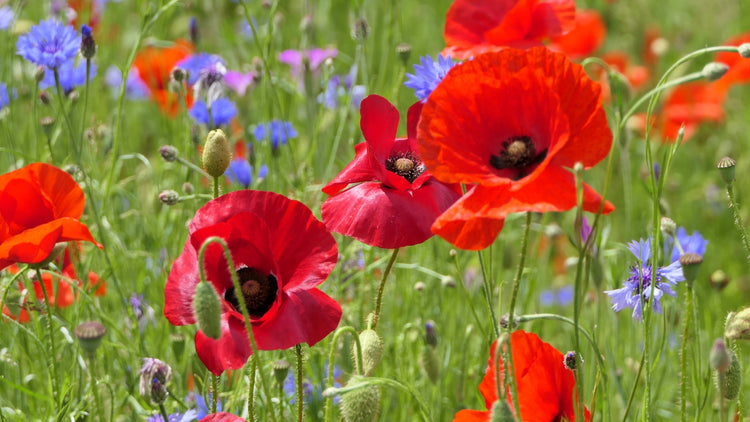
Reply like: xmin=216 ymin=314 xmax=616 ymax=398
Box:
xmin=17 ymin=19 xmax=80 ymax=69
xmin=253 ymin=120 xmax=297 ymax=149
xmin=453 ymin=330 xmax=590 ymax=421
xmin=146 ymin=410 xmax=198 ymax=422
xmin=133 ymin=39 xmax=194 ymax=116
xmin=0 ymin=83 xmax=10 ymax=110
xmin=139 ymin=358 xmax=172 ymax=404
xmin=404 ymin=55 xmax=457 ymax=102
xmin=417 ymin=48 xmax=614 ymax=250
xmin=605 ymin=238 xmax=685 ymax=321
xmin=39 ymin=59 xmax=97 ymax=93
xmin=189 ymin=98 xmax=237 ymax=127
xmin=0 ymin=6 xmax=15 ymax=31
xmin=322 ymin=95 xmax=462 ymax=249
xmin=164 ymin=190 xmax=342 ymax=375
xmin=177 ymin=53 xmax=226 ymax=86
xmin=442 ymin=0 xmax=576 ymax=60
xmin=665 ymin=227 xmax=707 ymax=263
xmin=278 ymin=47 xmax=337 ymax=80
xmin=0 ymin=163 xmax=102 ymax=271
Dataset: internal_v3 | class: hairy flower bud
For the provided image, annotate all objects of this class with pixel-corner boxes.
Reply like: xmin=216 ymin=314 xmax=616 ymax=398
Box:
xmin=139 ymin=358 xmax=172 ymax=404
xmin=726 ymin=307 xmax=750 ymax=341
xmin=339 ymin=376 xmax=380 ymax=422
xmin=159 ymin=190 xmax=180 ymax=206
xmin=490 ymin=399 xmax=517 ymax=422
xmin=272 ymin=360 xmax=290 ymax=386
xmin=354 ymin=329 xmax=383 ymax=376
xmin=710 ymin=338 xmax=730 ymax=373
xmin=193 ymin=281 xmax=222 ymax=339
xmin=203 ymin=129 xmax=231 ymax=178
xmin=420 ymin=344 xmax=440 ymax=384
xmin=721 ymin=349 xmax=742 ymax=400
xmin=159 ymin=145 xmax=179 ymax=162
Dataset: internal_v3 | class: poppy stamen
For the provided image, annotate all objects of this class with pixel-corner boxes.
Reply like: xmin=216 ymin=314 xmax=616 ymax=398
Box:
xmin=224 ymin=267 xmax=278 ymax=319
xmin=385 ymin=151 xmax=425 ymax=183
xmin=490 ymin=135 xmax=548 ymax=179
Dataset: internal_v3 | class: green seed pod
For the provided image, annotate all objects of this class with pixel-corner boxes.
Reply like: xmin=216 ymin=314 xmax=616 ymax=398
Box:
xmin=716 ymin=156 xmax=736 ymax=184
xmin=678 ymin=253 xmax=703 ymax=287
xmin=420 ymin=344 xmax=440 ymax=384
xmin=74 ymin=321 xmax=106 ymax=356
xmin=490 ymin=399 xmax=517 ymax=422
xmin=202 ymin=129 xmax=231 ymax=178
xmin=354 ymin=329 xmax=383 ymax=376
xmin=193 ymin=281 xmax=222 ymax=339
xmin=272 ymin=360 xmax=290 ymax=386
xmin=339 ymin=376 xmax=380 ymax=422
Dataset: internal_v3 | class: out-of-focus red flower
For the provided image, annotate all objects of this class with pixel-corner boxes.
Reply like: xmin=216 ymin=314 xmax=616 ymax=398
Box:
xmin=67 ymin=0 xmax=101 ymax=31
xmin=453 ymin=330 xmax=590 ymax=421
xmin=442 ymin=0 xmax=576 ymax=60
xmin=594 ymin=51 xmax=651 ymax=103
xmin=200 ymin=413 xmax=245 ymax=422
xmin=164 ymin=190 xmax=341 ymax=375
xmin=133 ymin=39 xmax=194 ymax=116
xmin=0 ymin=163 xmax=102 ymax=271
xmin=322 ymin=95 xmax=462 ymax=249
xmin=715 ymin=32 xmax=750 ymax=89
xmin=549 ymin=10 xmax=606 ymax=60
xmin=417 ymin=48 xmax=614 ymax=250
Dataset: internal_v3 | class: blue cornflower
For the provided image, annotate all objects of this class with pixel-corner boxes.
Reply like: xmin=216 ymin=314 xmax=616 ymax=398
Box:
xmin=17 ymin=19 xmax=80 ymax=70
xmin=665 ymin=227 xmax=707 ymax=263
xmin=39 ymin=59 xmax=96 ymax=92
xmin=189 ymin=98 xmax=237 ymax=127
xmin=404 ymin=54 xmax=457 ymax=102
xmin=176 ymin=53 xmax=226 ymax=86
xmin=539 ymin=285 xmax=574 ymax=307
xmin=253 ymin=120 xmax=297 ymax=149
xmin=319 ymin=66 xmax=367 ymax=110
xmin=145 ymin=410 xmax=197 ymax=422
xmin=186 ymin=392 xmax=221 ymax=419
xmin=0 ymin=6 xmax=15 ymax=31
xmin=283 ymin=363 xmax=342 ymax=405
xmin=0 ymin=83 xmax=9 ymax=111
xmin=225 ymin=158 xmax=253 ymax=188
xmin=604 ymin=238 xmax=685 ymax=321
xmin=105 ymin=65 xmax=151 ymax=99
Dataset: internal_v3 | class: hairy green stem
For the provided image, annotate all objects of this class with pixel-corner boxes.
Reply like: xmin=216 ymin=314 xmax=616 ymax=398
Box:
xmin=680 ymin=284 xmax=694 ymax=422
xmin=372 ymin=248 xmax=399 ymax=329
xmin=296 ymin=344 xmax=304 ymax=422
xmin=725 ymin=183 xmax=750 ymax=261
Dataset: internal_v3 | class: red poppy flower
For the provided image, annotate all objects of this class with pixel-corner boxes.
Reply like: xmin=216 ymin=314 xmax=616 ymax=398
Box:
xmin=714 ymin=32 xmax=750 ymax=89
xmin=67 ymin=0 xmax=101 ymax=31
xmin=200 ymin=413 xmax=245 ymax=422
xmin=417 ymin=48 xmax=614 ymax=250
xmin=442 ymin=0 xmax=576 ymax=60
xmin=321 ymin=95 xmax=462 ymax=249
xmin=133 ymin=39 xmax=194 ymax=116
xmin=548 ymin=10 xmax=606 ymax=60
xmin=0 ymin=163 xmax=102 ymax=271
xmin=164 ymin=190 xmax=341 ymax=375
xmin=453 ymin=330 xmax=590 ymax=422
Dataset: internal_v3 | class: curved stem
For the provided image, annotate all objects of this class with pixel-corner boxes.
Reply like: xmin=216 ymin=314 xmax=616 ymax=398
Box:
xmin=249 ymin=356 xmax=257 ymax=422
xmin=372 ymin=248 xmax=399 ymax=329
xmin=324 ymin=326 xmax=363 ymax=422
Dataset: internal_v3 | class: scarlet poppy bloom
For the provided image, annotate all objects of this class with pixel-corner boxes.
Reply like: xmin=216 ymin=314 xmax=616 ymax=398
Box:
xmin=454 ymin=330 xmax=590 ymax=422
xmin=164 ymin=190 xmax=341 ymax=375
xmin=714 ymin=32 xmax=750 ymax=89
xmin=548 ymin=10 xmax=606 ymax=60
xmin=0 ymin=163 xmax=102 ymax=271
xmin=321 ymin=95 xmax=462 ymax=249
xmin=200 ymin=413 xmax=245 ymax=422
xmin=442 ymin=0 xmax=576 ymax=60
xmin=418 ymin=48 xmax=614 ymax=250
xmin=133 ymin=39 xmax=194 ymax=116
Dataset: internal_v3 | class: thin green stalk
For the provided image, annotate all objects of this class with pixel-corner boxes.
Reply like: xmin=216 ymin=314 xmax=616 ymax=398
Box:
xmin=249 ymin=356 xmax=257 ymax=422
xmin=35 ymin=267 xmax=59 ymax=408
xmin=159 ymin=403 xmax=170 ymax=422
xmin=295 ymin=344 xmax=304 ymax=422
xmin=503 ymin=212 xmax=532 ymax=420
xmin=572 ymin=164 xmax=587 ymax=422
xmin=53 ymin=69 xmax=79 ymax=160
xmin=372 ymin=248 xmax=400 ymax=329
xmin=622 ymin=349 xmax=647 ymax=422
xmin=79 ymin=58 xmax=91 ymax=159
xmin=177 ymin=156 xmax=212 ymax=179
xmin=476 ymin=250 xmax=500 ymax=339
xmin=88 ymin=356 xmax=103 ymax=421
xmin=450 ymin=252 xmax=488 ymax=340
xmin=212 ymin=176 xmax=220 ymax=200
xmin=680 ymin=284 xmax=694 ymax=422
xmin=212 ymin=374 xmax=218 ymax=414
xmin=725 ymin=183 xmax=750 ymax=261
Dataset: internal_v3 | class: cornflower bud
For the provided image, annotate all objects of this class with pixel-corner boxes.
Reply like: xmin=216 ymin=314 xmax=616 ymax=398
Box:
xmin=660 ymin=217 xmax=676 ymax=237
xmin=159 ymin=145 xmax=179 ymax=162
xmin=171 ymin=67 xmax=187 ymax=83
xmin=425 ymin=321 xmax=438 ymax=348
xmin=34 ymin=66 xmax=46 ymax=83
xmin=202 ymin=129 xmax=231 ymax=178
xmin=563 ymin=351 xmax=581 ymax=371
xmin=80 ymin=24 xmax=96 ymax=59
xmin=159 ymin=190 xmax=180 ymax=206
xmin=739 ymin=43 xmax=750 ymax=58
xmin=138 ymin=358 xmax=172 ymax=404
xmin=710 ymin=338 xmax=731 ymax=373
xmin=189 ymin=17 xmax=199 ymax=46
xmin=716 ymin=156 xmax=736 ymax=184
xmin=193 ymin=281 xmax=222 ymax=339
xmin=351 ymin=17 xmax=369 ymax=41
xmin=40 ymin=116 xmax=55 ymax=138
xmin=354 ymin=329 xmax=383 ymax=377
xmin=396 ymin=43 xmax=411 ymax=66
xmin=709 ymin=269 xmax=730 ymax=291
xmin=182 ymin=182 xmax=194 ymax=195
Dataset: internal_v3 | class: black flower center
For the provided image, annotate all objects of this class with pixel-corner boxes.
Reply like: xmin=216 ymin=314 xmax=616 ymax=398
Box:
xmin=489 ymin=135 xmax=548 ymax=180
xmin=385 ymin=152 xmax=425 ymax=183
xmin=224 ymin=267 xmax=278 ymax=319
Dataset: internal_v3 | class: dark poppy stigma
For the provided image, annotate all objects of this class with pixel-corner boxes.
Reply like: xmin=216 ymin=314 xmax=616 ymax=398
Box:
xmin=490 ymin=135 xmax=547 ymax=179
xmin=385 ymin=151 xmax=425 ymax=183
xmin=224 ymin=267 xmax=278 ymax=318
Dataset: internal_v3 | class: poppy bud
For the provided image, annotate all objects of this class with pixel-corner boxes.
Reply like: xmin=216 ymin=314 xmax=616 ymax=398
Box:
xmin=354 ymin=329 xmax=383 ymax=376
xmin=419 ymin=344 xmax=440 ymax=384
xmin=159 ymin=190 xmax=180 ymax=206
xmin=339 ymin=376 xmax=380 ymax=422
xmin=159 ymin=145 xmax=179 ymax=162
xmin=739 ymin=43 xmax=750 ymax=59
xmin=701 ymin=62 xmax=728 ymax=82
xmin=607 ymin=69 xmax=632 ymax=102
xmin=725 ymin=307 xmax=750 ymax=340
xmin=193 ymin=281 xmax=222 ymax=340
xmin=272 ymin=360 xmax=290 ymax=386
xmin=203 ymin=129 xmax=231 ymax=178
xmin=74 ymin=321 xmax=106 ymax=357
xmin=709 ymin=269 xmax=730 ymax=291
xmin=138 ymin=358 xmax=172 ymax=404
xmin=710 ymin=338 xmax=731 ymax=373
xmin=679 ymin=253 xmax=703 ymax=287
xmin=721 ymin=349 xmax=742 ymax=400
xmin=171 ymin=67 xmax=187 ymax=83
xmin=396 ymin=43 xmax=411 ymax=66
xmin=660 ymin=217 xmax=676 ymax=237
xmin=716 ymin=156 xmax=736 ymax=184
xmin=81 ymin=24 xmax=96 ymax=59
xmin=490 ymin=399 xmax=517 ymax=422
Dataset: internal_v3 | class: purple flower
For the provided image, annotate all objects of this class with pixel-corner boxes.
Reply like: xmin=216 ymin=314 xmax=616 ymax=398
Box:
xmin=128 ymin=293 xmax=156 ymax=333
xmin=39 ymin=59 xmax=96 ymax=92
xmin=176 ymin=53 xmax=226 ymax=86
xmin=0 ymin=83 xmax=9 ymax=110
xmin=17 ymin=19 xmax=80 ymax=69
xmin=283 ymin=363 xmax=342 ymax=405
xmin=224 ymin=70 xmax=256 ymax=96
xmin=189 ymin=98 xmax=237 ymax=127
xmin=253 ymin=120 xmax=297 ymax=149
xmin=665 ymin=227 xmax=708 ymax=263
xmin=319 ymin=65 xmax=366 ymax=110
xmin=604 ymin=238 xmax=685 ymax=321
xmin=0 ymin=6 xmax=15 ymax=31
xmin=404 ymin=54 xmax=457 ymax=102
xmin=105 ymin=65 xmax=151 ymax=99
xmin=278 ymin=47 xmax=337 ymax=80
xmin=146 ymin=410 xmax=197 ymax=422
xmin=139 ymin=358 xmax=172 ymax=404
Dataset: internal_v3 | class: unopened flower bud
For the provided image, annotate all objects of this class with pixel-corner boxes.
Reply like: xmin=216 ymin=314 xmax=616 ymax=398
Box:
xmin=419 ymin=344 xmax=440 ymax=384
xmin=396 ymin=43 xmax=411 ymax=66
xmin=721 ymin=349 xmax=742 ymax=400
xmin=171 ymin=67 xmax=187 ymax=83
xmin=354 ymin=329 xmax=383 ymax=377
xmin=563 ymin=351 xmax=581 ymax=371
xmin=35 ymin=66 xmax=46 ymax=83
xmin=351 ymin=17 xmax=369 ymax=41
xmin=709 ymin=269 xmax=730 ymax=291
xmin=75 ymin=321 xmax=106 ymax=356
xmin=702 ymin=62 xmax=728 ymax=82
xmin=159 ymin=145 xmax=179 ymax=162
xmin=716 ymin=156 xmax=736 ymax=184
xmin=139 ymin=358 xmax=172 ymax=404
xmin=449 ymin=249 xmax=457 ymax=257
xmin=498 ymin=314 xmax=518 ymax=330
xmin=159 ymin=190 xmax=180 ymax=206
xmin=40 ymin=116 xmax=55 ymax=138
xmin=189 ymin=17 xmax=199 ymax=46
xmin=299 ymin=14 xmax=313 ymax=33
xmin=607 ymin=69 xmax=632 ymax=102
xmin=203 ymin=129 xmax=231 ymax=178
xmin=679 ymin=253 xmax=703 ymax=287
xmin=413 ymin=281 xmax=425 ymax=291
xmin=339 ymin=376 xmax=380 ymax=422
xmin=739 ymin=43 xmax=750 ymax=59
xmin=660 ymin=217 xmax=676 ymax=237
xmin=425 ymin=321 xmax=438 ymax=348
xmin=725 ymin=307 xmax=750 ymax=340
xmin=490 ymin=399 xmax=517 ymax=422
xmin=710 ymin=338 xmax=731 ymax=373
xmin=272 ymin=360 xmax=290 ymax=386
xmin=441 ymin=276 xmax=456 ymax=288
xmin=67 ymin=90 xmax=79 ymax=102
xmin=182 ymin=182 xmax=194 ymax=195
xmin=193 ymin=281 xmax=222 ymax=339
xmin=39 ymin=91 xmax=51 ymax=105
xmin=81 ymin=24 xmax=96 ymax=59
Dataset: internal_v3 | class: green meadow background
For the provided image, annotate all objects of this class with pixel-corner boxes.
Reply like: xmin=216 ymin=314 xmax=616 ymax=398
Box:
xmin=2 ymin=0 xmax=750 ymax=420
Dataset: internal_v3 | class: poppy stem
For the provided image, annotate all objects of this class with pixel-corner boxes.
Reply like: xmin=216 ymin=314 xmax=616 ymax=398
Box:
xmin=79 ymin=58 xmax=91 ymax=162
xmin=249 ymin=355 xmax=257 ymax=421
xmin=212 ymin=176 xmax=220 ymax=199
xmin=211 ymin=374 xmax=218 ymax=413
xmin=572 ymin=164 xmax=587 ymax=422
xmin=724 ymin=182 xmax=750 ymax=262
xmin=476 ymin=250 xmax=500 ymax=339
xmin=503 ymin=212 xmax=532 ymax=421
xmin=371 ymin=248 xmax=400 ymax=329
xmin=324 ymin=326 xmax=363 ymax=421
xmin=35 ymin=267 xmax=60 ymax=408
xmin=296 ymin=344 xmax=304 ymax=422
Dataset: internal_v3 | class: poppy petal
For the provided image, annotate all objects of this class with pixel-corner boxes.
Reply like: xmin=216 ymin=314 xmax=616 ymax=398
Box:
xmin=195 ymin=313 xmax=253 ymax=375
xmin=321 ymin=143 xmax=378 ymax=195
